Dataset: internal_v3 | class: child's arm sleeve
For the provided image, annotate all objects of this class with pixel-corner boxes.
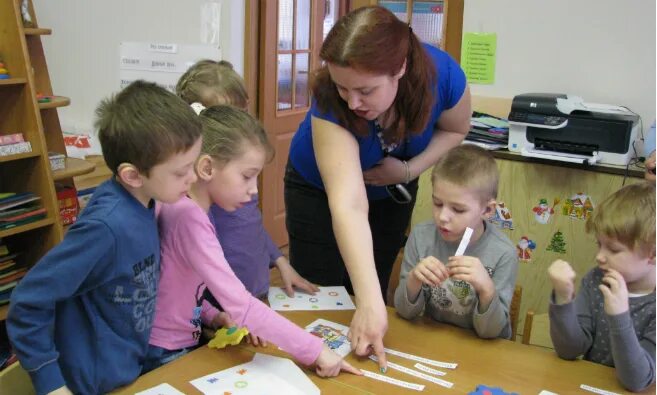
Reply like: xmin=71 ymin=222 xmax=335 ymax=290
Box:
xmin=549 ymin=274 xmax=596 ymax=360
xmin=394 ymin=228 xmax=426 ymax=319
xmin=6 ymin=220 xmax=114 ymax=395
xmin=608 ymin=310 xmax=656 ymax=391
xmin=264 ymin=230 xmax=283 ymax=267
xmin=173 ymin=214 xmax=323 ymax=365
xmin=472 ymin=250 xmax=518 ymax=339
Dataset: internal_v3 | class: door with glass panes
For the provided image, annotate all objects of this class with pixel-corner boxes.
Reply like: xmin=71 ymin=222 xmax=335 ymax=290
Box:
xmin=259 ymin=0 xmax=344 ymax=246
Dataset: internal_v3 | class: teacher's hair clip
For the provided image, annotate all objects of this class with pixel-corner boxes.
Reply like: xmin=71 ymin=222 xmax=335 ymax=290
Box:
xmin=190 ymin=102 xmax=206 ymax=115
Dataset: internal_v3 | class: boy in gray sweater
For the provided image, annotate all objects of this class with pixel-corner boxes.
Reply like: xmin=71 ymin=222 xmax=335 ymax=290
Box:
xmin=548 ymin=182 xmax=655 ymax=392
xmin=394 ymin=145 xmax=518 ymax=339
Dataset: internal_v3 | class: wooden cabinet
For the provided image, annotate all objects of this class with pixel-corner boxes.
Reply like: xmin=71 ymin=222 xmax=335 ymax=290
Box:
xmin=0 ymin=0 xmax=94 ymax=320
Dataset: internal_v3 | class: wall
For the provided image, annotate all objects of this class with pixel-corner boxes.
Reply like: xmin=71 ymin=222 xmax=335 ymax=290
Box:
xmin=33 ymin=0 xmax=245 ymax=133
xmin=463 ymin=0 xmax=656 ymax=149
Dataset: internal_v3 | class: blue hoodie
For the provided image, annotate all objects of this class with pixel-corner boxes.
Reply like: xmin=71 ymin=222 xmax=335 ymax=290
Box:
xmin=7 ymin=179 xmax=160 ymax=394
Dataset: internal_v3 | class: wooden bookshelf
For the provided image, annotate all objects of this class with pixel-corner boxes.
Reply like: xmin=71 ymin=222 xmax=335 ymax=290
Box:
xmin=0 ymin=150 xmax=41 ymax=163
xmin=0 ymin=217 xmax=55 ymax=239
xmin=23 ymin=27 xmax=51 ymax=35
xmin=38 ymin=95 xmax=70 ymax=110
xmin=52 ymin=157 xmax=96 ymax=180
xmin=0 ymin=77 xmax=27 ymax=86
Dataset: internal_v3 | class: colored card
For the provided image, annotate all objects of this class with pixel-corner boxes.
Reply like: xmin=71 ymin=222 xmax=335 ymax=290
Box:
xmin=304 ymin=318 xmax=352 ymax=357
xmin=461 ymin=32 xmax=497 ymax=84
xmin=268 ymin=286 xmax=355 ymax=311
xmin=190 ymin=353 xmax=318 ymax=395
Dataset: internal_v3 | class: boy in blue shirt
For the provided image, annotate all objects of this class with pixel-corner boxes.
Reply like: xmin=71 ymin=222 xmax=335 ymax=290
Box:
xmin=7 ymin=80 xmax=202 ymax=395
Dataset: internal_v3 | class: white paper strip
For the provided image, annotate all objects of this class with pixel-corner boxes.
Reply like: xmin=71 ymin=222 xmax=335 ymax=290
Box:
xmin=413 ymin=363 xmax=447 ymax=376
xmin=455 ymin=227 xmax=474 ymax=256
xmin=371 ymin=357 xmax=453 ymax=389
xmin=362 ymin=369 xmax=425 ymax=391
xmin=384 ymin=347 xmax=458 ymax=369
xmin=580 ymin=384 xmax=620 ymax=395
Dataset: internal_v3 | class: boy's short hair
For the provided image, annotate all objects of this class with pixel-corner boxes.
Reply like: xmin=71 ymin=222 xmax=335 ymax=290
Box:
xmin=95 ymin=80 xmax=202 ymax=176
xmin=431 ymin=144 xmax=499 ymax=203
xmin=586 ymin=182 xmax=656 ymax=256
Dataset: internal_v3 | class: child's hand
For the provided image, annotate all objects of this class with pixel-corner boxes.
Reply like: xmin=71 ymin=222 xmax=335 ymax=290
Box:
xmin=599 ymin=268 xmax=630 ymax=315
xmin=245 ymin=333 xmax=269 ymax=347
xmin=447 ymin=256 xmax=495 ymax=306
xmin=211 ymin=311 xmax=235 ymax=329
xmin=409 ymin=256 xmax=449 ymax=288
xmin=314 ymin=345 xmax=362 ymax=377
xmin=548 ymin=260 xmax=576 ymax=304
xmin=275 ymin=256 xmax=320 ymax=297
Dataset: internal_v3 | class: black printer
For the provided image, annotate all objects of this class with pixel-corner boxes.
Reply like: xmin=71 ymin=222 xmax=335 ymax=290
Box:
xmin=508 ymin=93 xmax=639 ymax=165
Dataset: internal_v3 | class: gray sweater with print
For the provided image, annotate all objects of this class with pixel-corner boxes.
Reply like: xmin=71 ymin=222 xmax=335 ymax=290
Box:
xmin=394 ymin=220 xmax=518 ymax=339
xmin=549 ymin=268 xmax=656 ymax=392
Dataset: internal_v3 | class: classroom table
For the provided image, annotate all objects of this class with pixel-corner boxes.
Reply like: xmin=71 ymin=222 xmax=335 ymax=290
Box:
xmin=115 ymin=308 xmax=655 ymax=394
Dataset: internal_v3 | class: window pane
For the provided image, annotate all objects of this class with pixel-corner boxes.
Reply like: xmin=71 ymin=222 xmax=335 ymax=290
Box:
xmin=411 ymin=1 xmax=444 ymax=47
xmin=277 ymin=54 xmax=292 ymax=110
xmin=323 ymin=0 xmax=339 ymax=40
xmin=278 ymin=0 xmax=293 ymax=50
xmin=295 ymin=0 xmax=311 ymax=50
xmin=294 ymin=52 xmax=310 ymax=109
xmin=379 ymin=1 xmax=408 ymax=23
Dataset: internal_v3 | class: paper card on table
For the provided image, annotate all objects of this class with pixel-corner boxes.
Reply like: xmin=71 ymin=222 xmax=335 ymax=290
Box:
xmin=268 ymin=286 xmax=355 ymax=311
xmin=362 ymin=369 xmax=425 ymax=391
xmin=580 ymin=384 xmax=620 ymax=395
xmin=190 ymin=353 xmax=315 ymax=395
xmin=135 ymin=383 xmax=185 ymax=395
xmin=250 ymin=353 xmax=319 ymax=395
xmin=538 ymin=391 xmax=559 ymax=395
xmin=304 ymin=318 xmax=352 ymax=357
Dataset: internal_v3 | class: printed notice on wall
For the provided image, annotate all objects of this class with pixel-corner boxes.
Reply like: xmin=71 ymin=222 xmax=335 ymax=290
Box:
xmin=119 ymin=42 xmax=221 ymax=93
xmin=461 ymin=32 xmax=497 ymax=85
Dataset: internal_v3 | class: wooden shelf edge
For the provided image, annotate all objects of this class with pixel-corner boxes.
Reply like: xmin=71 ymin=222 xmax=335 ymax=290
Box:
xmin=38 ymin=96 xmax=70 ymax=110
xmin=24 ymin=27 xmax=52 ymax=36
xmin=0 ymin=77 xmax=27 ymax=86
xmin=0 ymin=304 xmax=8 ymax=321
xmin=0 ymin=150 xmax=40 ymax=163
xmin=52 ymin=157 xmax=96 ymax=181
xmin=0 ymin=217 xmax=55 ymax=239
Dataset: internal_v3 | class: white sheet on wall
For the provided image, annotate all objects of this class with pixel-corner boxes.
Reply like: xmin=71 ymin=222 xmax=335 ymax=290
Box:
xmin=119 ymin=42 xmax=221 ymax=92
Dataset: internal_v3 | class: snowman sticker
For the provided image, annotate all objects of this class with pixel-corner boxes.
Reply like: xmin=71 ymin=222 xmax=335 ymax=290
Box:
xmin=532 ymin=198 xmax=558 ymax=224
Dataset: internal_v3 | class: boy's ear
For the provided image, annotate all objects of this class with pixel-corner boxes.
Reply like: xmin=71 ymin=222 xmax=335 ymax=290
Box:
xmin=195 ymin=154 xmax=214 ymax=181
xmin=482 ymin=199 xmax=496 ymax=219
xmin=117 ymin=163 xmax=144 ymax=188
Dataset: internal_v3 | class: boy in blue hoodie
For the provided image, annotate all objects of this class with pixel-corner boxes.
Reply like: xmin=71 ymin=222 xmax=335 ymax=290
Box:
xmin=7 ymin=80 xmax=202 ymax=395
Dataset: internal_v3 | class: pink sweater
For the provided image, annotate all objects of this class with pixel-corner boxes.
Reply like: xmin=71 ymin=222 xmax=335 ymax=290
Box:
xmin=148 ymin=197 xmax=323 ymax=365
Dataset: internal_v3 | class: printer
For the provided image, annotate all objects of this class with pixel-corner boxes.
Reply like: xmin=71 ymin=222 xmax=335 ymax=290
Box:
xmin=508 ymin=93 xmax=639 ymax=166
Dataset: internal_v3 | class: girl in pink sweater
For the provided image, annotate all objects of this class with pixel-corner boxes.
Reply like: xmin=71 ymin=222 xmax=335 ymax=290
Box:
xmin=145 ymin=105 xmax=360 ymax=377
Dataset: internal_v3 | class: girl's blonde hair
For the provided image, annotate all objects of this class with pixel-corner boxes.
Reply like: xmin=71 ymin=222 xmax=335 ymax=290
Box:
xmin=586 ymin=182 xmax=656 ymax=256
xmin=199 ymin=105 xmax=273 ymax=165
xmin=176 ymin=60 xmax=248 ymax=109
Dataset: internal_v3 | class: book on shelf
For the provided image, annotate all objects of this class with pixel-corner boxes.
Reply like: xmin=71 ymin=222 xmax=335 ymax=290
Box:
xmin=0 ymin=192 xmax=45 ymax=230
xmin=0 ymin=141 xmax=32 ymax=157
xmin=0 ymin=243 xmax=24 ymax=305
xmin=0 ymin=133 xmax=24 ymax=146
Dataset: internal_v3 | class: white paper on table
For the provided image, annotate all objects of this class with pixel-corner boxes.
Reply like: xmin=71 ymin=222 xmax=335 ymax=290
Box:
xmin=304 ymin=318 xmax=352 ymax=357
xmin=135 ymin=383 xmax=185 ymax=395
xmin=190 ymin=353 xmax=318 ymax=395
xmin=580 ymin=384 xmax=620 ymax=395
xmin=268 ymin=286 xmax=356 ymax=311
xmin=362 ymin=369 xmax=425 ymax=391
xmin=538 ymin=391 xmax=559 ymax=395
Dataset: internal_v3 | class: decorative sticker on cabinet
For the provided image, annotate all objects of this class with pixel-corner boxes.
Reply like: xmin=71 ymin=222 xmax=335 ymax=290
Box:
xmin=489 ymin=201 xmax=513 ymax=230
xmin=546 ymin=230 xmax=567 ymax=254
xmin=517 ymin=236 xmax=536 ymax=262
xmin=532 ymin=198 xmax=560 ymax=224
xmin=562 ymin=193 xmax=594 ymax=220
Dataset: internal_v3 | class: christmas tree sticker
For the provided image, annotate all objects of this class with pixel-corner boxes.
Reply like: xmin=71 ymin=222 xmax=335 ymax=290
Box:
xmin=546 ymin=230 xmax=567 ymax=253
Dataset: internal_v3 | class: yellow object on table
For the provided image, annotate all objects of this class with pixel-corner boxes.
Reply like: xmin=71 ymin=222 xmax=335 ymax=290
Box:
xmin=208 ymin=326 xmax=249 ymax=349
